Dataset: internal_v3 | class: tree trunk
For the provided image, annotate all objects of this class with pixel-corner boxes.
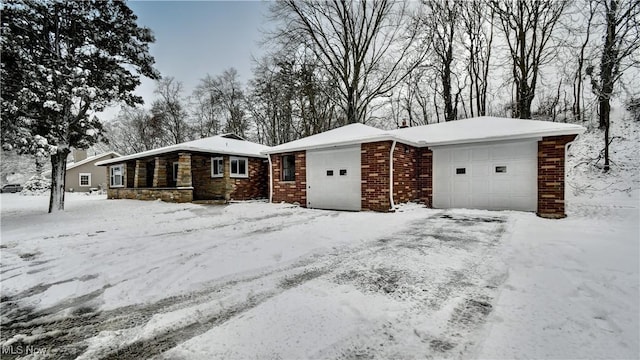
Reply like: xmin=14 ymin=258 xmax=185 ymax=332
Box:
xmin=601 ymin=95 xmax=611 ymax=172
xmin=49 ymin=149 xmax=69 ymax=213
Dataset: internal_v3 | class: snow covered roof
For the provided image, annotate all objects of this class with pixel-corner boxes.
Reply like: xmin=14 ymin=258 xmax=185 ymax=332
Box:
xmin=67 ymin=151 xmax=121 ymax=170
xmin=391 ymin=116 xmax=586 ymax=146
xmin=263 ymin=117 xmax=585 ymax=154
xmin=96 ymin=134 xmax=270 ymax=166
xmin=263 ymin=123 xmax=401 ymax=154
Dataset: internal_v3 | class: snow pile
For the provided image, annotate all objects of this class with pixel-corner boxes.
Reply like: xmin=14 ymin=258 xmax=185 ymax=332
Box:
xmin=20 ymin=174 xmax=51 ymax=196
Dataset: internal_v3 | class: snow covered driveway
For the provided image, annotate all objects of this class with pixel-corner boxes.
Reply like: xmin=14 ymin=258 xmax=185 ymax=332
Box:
xmin=1 ymin=195 xmax=508 ymax=359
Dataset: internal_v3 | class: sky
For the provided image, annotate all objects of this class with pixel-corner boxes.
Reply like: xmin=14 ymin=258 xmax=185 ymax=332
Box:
xmin=100 ymin=1 xmax=272 ymax=121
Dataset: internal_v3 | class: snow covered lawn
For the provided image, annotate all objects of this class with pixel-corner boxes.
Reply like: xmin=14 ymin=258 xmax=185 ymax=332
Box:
xmin=1 ymin=190 xmax=638 ymax=359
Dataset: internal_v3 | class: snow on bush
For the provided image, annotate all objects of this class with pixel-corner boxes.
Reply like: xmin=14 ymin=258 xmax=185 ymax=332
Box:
xmin=567 ymin=109 xmax=640 ymax=198
xmin=20 ymin=174 xmax=51 ymax=196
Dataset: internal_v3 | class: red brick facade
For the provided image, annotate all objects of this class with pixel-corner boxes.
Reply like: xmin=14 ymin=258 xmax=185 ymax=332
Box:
xmin=537 ymin=135 xmax=577 ymax=218
xmin=392 ymin=143 xmax=418 ymax=204
xmin=271 ymin=151 xmax=307 ymax=205
xmin=361 ymin=141 xmax=392 ymax=211
xmin=417 ymin=148 xmax=433 ymax=206
xmin=230 ymin=157 xmax=268 ymax=200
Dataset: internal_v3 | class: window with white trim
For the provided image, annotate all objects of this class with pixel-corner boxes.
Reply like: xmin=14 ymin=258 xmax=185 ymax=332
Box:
xmin=173 ymin=162 xmax=179 ymax=181
xmin=110 ymin=165 xmax=124 ymax=187
xmin=211 ymin=157 xmax=224 ymax=177
xmin=79 ymin=173 xmax=91 ymax=187
xmin=230 ymin=156 xmax=248 ymax=178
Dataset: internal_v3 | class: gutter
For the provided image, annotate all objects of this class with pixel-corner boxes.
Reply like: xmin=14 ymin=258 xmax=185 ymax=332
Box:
xmin=389 ymin=140 xmax=397 ymax=210
xmin=267 ymin=154 xmax=273 ymax=203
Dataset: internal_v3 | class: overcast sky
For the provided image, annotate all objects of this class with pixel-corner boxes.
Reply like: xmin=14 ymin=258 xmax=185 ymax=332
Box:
xmin=102 ymin=1 xmax=271 ymax=120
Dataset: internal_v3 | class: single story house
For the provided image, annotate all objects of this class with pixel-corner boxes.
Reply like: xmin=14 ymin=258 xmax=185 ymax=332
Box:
xmin=262 ymin=117 xmax=585 ymax=218
xmin=95 ymin=134 xmax=269 ymax=203
xmin=65 ymin=151 xmax=120 ymax=192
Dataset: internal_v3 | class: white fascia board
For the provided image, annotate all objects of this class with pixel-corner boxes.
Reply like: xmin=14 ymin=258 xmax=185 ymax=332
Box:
xmin=424 ymin=128 xmax=585 ymax=148
xmin=96 ymin=147 xmax=267 ymax=166
xmin=261 ymin=135 xmax=421 ymax=155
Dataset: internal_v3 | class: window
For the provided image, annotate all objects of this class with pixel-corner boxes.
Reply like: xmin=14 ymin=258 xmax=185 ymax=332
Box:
xmin=110 ymin=165 xmax=124 ymax=187
xmin=282 ymin=155 xmax=295 ymax=181
xmin=456 ymin=167 xmax=466 ymax=175
xmin=340 ymin=169 xmax=347 ymax=176
xmin=230 ymin=156 xmax=248 ymax=178
xmin=326 ymin=170 xmax=334 ymax=176
xmin=211 ymin=157 xmax=223 ymax=177
xmin=79 ymin=173 xmax=91 ymax=187
xmin=173 ymin=162 xmax=179 ymax=181
xmin=495 ymin=166 xmax=507 ymax=173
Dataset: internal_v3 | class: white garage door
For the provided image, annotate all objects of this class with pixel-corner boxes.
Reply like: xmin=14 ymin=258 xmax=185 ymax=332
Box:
xmin=306 ymin=146 xmax=361 ymax=211
xmin=433 ymin=141 xmax=537 ymax=211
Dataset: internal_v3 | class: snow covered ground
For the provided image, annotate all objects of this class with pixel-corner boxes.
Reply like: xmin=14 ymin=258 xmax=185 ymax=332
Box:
xmin=1 ymin=119 xmax=638 ymax=359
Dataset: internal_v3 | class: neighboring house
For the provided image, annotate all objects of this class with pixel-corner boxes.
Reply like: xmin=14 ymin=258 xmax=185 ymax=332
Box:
xmin=95 ymin=134 xmax=269 ymax=203
xmin=262 ymin=117 xmax=585 ymax=219
xmin=66 ymin=151 xmax=120 ymax=192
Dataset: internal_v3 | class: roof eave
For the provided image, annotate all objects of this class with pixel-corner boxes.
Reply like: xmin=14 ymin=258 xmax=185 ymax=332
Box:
xmin=425 ymin=128 xmax=586 ymax=147
xmin=96 ymin=148 xmax=267 ymax=166
xmin=262 ymin=135 xmax=421 ymax=154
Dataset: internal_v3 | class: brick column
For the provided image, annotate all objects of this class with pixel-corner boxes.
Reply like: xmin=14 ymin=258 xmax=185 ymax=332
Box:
xmin=537 ymin=135 xmax=578 ymax=219
xmin=177 ymin=152 xmax=192 ymax=188
xmin=417 ymin=148 xmax=433 ymax=207
xmin=361 ymin=141 xmax=391 ymax=211
xmin=134 ymin=160 xmax=147 ymax=188
xmin=153 ymin=157 xmax=167 ymax=188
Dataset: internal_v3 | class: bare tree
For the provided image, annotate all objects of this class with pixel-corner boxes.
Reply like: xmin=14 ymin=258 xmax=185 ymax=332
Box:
xmin=569 ymin=0 xmax=597 ymax=122
xmin=461 ymin=0 xmax=494 ymax=117
xmin=152 ymin=77 xmax=191 ymax=144
xmin=587 ymin=0 xmax=640 ymax=172
xmin=103 ymin=106 xmax=166 ymax=155
xmin=269 ymin=0 xmax=428 ymax=124
xmin=422 ymin=0 xmax=465 ymax=121
xmin=194 ymin=69 xmax=249 ymax=138
xmin=490 ymin=0 xmax=568 ymax=119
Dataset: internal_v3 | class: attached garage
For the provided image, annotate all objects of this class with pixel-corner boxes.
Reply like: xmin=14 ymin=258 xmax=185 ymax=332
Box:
xmin=264 ymin=117 xmax=585 ymax=218
xmin=306 ymin=146 xmax=361 ymax=211
xmin=432 ymin=140 xmax=537 ymax=211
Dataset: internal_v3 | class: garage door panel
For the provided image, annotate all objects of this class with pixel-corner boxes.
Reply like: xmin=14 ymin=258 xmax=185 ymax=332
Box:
xmin=432 ymin=141 xmax=537 ymax=212
xmin=307 ymin=146 xmax=361 ymax=211
xmin=452 ymin=149 xmax=470 ymax=163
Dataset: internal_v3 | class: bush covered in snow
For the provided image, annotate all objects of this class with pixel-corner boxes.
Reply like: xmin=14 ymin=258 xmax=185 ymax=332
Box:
xmin=20 ymin=175 xmax=51 ymax=196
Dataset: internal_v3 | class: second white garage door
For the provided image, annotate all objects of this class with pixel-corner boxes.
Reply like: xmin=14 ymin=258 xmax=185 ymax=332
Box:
xmin=306 ymin=146 xmax=361 ymax=211
xmin=432 ymin=141 xmax=538 ymax=211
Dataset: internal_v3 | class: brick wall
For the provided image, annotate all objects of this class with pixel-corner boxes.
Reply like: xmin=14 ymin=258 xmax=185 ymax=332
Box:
xmin=537 ymin=135 xmax=577 ymax=218
xmin=126 ymin=161 xmax=135 ymax=188
xmin=361 ymin=141 xmax=391 ymax=211
xmin=191 ymin=154 xmax=228 ymax=200
xmin=417 ymin=148 xmax=433 ymax=207
xmin=271 ymin=151 xmax=307 ymax=205
xmin=230 ymin=158 xmax=268 ymax=200
xmin=392 ymin=143 xmax=418 ymax=204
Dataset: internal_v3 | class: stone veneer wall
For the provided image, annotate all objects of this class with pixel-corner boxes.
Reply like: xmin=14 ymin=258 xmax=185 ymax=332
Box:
xmin=537 ymin=134 xmax=577 ymax=218
xmin=361 ymin=141 xmax=392 ymax=211
xmin=392 ymin=143 xmax=418 ymax=204
xmin=271 ymin=151 xmax=307 ymax=205
xmin=417 ymin=148 xmax=433 ymax=207
xmin=107 ymin=188 xmax=193 ymax=203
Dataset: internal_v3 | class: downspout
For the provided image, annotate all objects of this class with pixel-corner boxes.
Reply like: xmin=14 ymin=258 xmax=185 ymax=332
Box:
xmin=563 ymin=138 xmax=577 ymax=215
xmin=267 ymin=154 xmax=273 ymax=203
xmin=389 ymin=140 xmax=397 ymax=210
